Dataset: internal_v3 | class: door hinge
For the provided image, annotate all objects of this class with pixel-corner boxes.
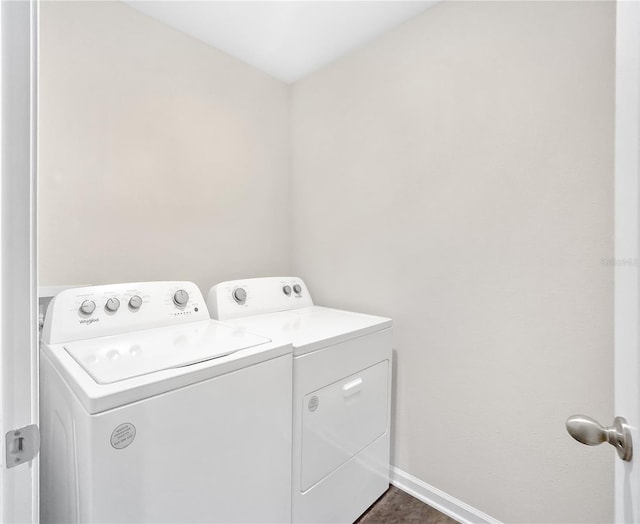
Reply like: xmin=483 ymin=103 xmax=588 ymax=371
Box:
xmin=5 ymin=424 xmax=39 ymax=469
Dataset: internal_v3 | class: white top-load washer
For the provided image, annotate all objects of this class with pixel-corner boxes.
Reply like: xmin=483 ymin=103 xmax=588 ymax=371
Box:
xmin=207 ymin=277 xmax=392 ymax=524
xmin=40 ymin=281 xmax=293 ymax=523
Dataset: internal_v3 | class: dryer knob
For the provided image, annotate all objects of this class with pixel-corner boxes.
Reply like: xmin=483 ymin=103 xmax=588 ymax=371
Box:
xmin=105 ymin=297 xmax=120 ymax=312
xmin=293 ymin=284 xmax=302 ymax=295
xmin=283 ymin=285 xmax=292 ymax=296
xmin=128 ymin=295 xmax=143 ymax=310
xmin=79 ymin=300 xmax=96 ymax=315
xmin=233 ymin=288 xmax=247 ymax=304
xmin=173 ymin=289 xmax=189 ymax=307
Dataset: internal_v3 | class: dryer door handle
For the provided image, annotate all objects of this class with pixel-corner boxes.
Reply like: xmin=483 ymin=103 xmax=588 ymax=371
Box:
xmin=343 ymin=378 xmax=363 ymax=398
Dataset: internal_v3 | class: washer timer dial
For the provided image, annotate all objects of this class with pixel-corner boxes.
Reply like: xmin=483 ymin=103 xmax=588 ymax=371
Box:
xmin=173 ymin=289 xmax=189 ymax=308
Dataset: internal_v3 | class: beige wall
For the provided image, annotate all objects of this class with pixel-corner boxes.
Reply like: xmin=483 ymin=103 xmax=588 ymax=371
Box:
xmin=39 ymin=1 xmax=290 ymax=292
xmin=291 ymin=2 xmax=615 ymax=523
xmin=40 ymin=1 xmax=616 ymax=522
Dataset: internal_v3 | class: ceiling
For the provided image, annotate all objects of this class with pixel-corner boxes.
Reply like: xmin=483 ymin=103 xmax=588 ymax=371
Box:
xmin=123 ymin=1 xmax=438 ymax=83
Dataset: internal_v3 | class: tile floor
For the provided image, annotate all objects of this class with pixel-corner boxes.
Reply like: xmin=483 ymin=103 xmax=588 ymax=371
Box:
xmin=356 ymin=486 xmax=458 ymax=524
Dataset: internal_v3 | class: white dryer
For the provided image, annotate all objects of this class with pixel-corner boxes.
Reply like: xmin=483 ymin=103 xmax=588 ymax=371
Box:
xmin=40 ymin=281 xmax=292 ymax=523
xmin=207 ymin=277 xmax=392 ymax=524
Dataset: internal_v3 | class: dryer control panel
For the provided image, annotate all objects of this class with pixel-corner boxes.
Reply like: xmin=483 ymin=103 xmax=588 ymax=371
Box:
xmin=42 ymin=281 xmax=209 ymax=344
xmin=208 ymin=277 xmax=314 ymax=320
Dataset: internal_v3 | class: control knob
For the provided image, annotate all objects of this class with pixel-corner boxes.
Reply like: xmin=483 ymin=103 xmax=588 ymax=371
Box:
xmin=233 ymin=288 xmax=247 ymax=304
xmin=128 ymin=295 xmax=143 ymax=310
xmin=105 ymin=297 xmax=120 ymax=312
xmin=283 ymin=285 xmax=292 ymax=296
xmin=173 ymin=289 xmax=189 ymax=307
xmin=293 ymin=284 xmax=302 ymax=295
xmin=79 ymin=300 xmax=96 ymax=315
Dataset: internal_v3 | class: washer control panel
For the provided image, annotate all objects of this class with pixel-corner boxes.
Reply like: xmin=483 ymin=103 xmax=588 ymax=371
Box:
xmin=207 ymin=277 xmax=313 ymax=320
xmin=42 ymin=281 xmax=209 ymax=344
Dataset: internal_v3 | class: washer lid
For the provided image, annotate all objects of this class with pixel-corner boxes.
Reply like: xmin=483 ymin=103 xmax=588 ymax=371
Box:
xmin=64 ymin=320 xmax=271 ymax=384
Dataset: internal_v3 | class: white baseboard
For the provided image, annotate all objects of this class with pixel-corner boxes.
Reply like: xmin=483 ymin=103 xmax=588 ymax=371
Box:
xmin=390 ymin=466 xmax=502 ymax=524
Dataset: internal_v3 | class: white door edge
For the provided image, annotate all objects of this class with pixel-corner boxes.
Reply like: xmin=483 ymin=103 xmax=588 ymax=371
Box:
xmin=614 ymin=1 xmax=640 ymax=523
xmin=0 ymin=0 xmax=39 ymax=521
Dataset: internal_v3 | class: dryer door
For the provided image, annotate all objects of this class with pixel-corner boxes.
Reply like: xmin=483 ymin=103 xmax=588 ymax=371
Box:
xmin=301 ymin=360 xmax=389 ymax=491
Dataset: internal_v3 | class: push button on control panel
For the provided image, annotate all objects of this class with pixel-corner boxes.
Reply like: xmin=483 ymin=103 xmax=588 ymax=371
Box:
xmin=79 ymin=300 xmax=96 ymax=316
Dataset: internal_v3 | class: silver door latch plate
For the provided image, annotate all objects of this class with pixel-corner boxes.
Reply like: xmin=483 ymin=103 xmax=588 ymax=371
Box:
xmin=5 ymin=424 xmax=39 ymax=469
